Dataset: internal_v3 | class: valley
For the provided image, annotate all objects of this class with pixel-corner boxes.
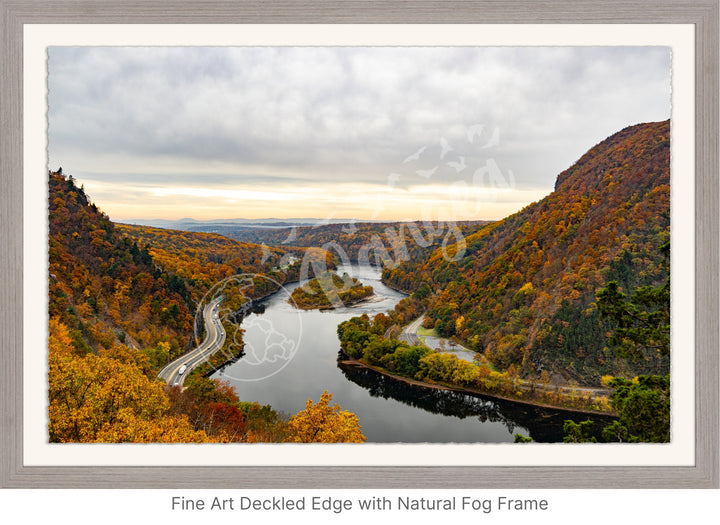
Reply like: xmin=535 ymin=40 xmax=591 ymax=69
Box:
xmin=47 ymin=120 xmax=671 ymax=444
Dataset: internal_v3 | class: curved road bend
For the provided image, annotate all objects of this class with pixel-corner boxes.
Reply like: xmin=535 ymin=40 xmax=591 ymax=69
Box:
xmin=157 ymin=297 xmax=226 ymax=388
xmin=399 ymin=314 xmax=425 ymax=347
xmin=399 ymin=314 xmax=474 ymax=354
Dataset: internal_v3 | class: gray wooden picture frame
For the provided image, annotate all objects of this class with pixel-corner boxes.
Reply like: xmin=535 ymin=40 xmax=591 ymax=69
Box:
xmin=1 ymin=0 xmax=717 ymax=489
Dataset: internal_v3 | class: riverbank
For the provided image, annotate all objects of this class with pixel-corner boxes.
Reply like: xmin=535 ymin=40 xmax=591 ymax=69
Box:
xmin=217 ymin=262 xmax=606 ymax=442
xmin=186 ymin=275 xmax=304 ymax=378
xmin=291 ymin=293 xmax=379 ymax=311
xmin=289 ymin=270 xmax=375 ymax=310
xmin=337 ymin=353 xmax=616 ymax=417
xmin=380 ymin=279 xmax=412 ymax=296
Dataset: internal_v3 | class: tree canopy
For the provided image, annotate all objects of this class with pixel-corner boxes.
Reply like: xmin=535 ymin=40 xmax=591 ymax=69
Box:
xmin=284 ymin=391 xmax=366 ymax=443
xmin=596 ymin=242 xmax=670 ymax=359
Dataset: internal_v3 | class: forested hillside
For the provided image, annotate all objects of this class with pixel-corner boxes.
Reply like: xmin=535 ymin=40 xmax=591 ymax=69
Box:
xmin=47 ymin=170 xmax=363 ymax=443
xmin=49 ymin=171 xmax=195 ymax=356
xmin=116 ymin=223 xmax=332 ymax=308
xmin=49 ymin=171 xmax=313 ymax=358
xmin=183 ymin=220 xmax=489 ymax=267
xmin=383 ymin=120 xmax=671 ymax=385
xmin=116 ymin=223 xmax=289 ymax=296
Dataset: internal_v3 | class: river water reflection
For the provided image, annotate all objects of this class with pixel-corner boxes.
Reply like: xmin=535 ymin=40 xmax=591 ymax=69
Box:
xmin=213 ymin=264 xmax=613 ymax=442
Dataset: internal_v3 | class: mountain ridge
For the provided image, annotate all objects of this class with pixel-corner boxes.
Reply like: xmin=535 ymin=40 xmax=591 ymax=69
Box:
xmin=383 ymin=120 xmax=671 ymax=385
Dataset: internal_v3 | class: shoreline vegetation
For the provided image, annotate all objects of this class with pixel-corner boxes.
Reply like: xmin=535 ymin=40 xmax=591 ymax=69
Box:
xmin=337 ymin=315 xmax=615 ymax=415
xmin=289 ymin=270 xmax=375 ymax=310
xmin=337 ymin=354 xmax=616 ymax=417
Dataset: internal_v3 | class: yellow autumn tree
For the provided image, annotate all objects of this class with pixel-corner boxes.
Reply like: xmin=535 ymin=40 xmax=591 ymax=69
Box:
xmin=48 ymin=317 xmax=209 ymax=443
xmin=93 ymin=407 xmax=209 ymax=443
xmin=284 ymin=391 xmax=366 ymax=443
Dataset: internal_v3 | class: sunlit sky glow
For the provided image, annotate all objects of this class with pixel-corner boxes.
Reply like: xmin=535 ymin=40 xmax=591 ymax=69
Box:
xmin=48 ymin=47 xmax=670 ymax=222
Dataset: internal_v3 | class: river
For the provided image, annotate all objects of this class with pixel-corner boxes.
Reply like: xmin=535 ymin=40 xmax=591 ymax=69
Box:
xmin=212 ymin=264 xmax=614 ymax=442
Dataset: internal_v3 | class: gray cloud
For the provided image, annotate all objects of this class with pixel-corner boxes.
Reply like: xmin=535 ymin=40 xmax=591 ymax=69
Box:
xmin=48 ymin=46 xmax=670 ymax=219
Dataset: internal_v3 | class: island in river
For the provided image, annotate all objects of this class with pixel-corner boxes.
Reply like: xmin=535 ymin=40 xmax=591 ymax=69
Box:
xmin=289 ymin=270 xmax=374 ymax=310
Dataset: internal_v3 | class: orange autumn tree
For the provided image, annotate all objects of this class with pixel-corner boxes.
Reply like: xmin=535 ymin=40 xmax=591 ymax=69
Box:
xmin=284 ymin=391 xmax=366 ymax=443
xmin=48 ymin=318 xmax=209 ymax=443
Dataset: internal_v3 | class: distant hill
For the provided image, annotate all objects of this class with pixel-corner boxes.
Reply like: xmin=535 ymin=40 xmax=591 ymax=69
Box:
xmin=384 ymin=120 xmax=671 ymax=385
xmin=116 ymin=222 xmax=332 ymax=308
xmin=121 ymin=217 xmax=364 ymax=230
xmin=188 ymin=220 xmax=490 ymax=266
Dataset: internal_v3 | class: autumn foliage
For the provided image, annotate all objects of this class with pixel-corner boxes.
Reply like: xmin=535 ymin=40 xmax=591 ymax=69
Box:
xmin=48 ymin=318 xmax=208 ymax=443
xmin=49 ymin=172 xmax=194 ymax=357
xmin=116 ymin=223 xmax=298 ymax=304
xmin=50 ymin=317 xmax=365 ymax=442
xmin=284 ymin=391 xmax=367 ymax=443
xmin=383 ymin=120 xmax=671 ymax=385
xmin=47 ymin=171 xmax=365 ymax=443
xmin=188 ymin=220 xmax=488 ymax=267
xmin=290 ymin=270 xmax=374 ymax=309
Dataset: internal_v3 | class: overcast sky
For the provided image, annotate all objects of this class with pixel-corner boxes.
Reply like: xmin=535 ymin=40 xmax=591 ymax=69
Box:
xmin=48 ymin=46 xmax=670 ymax=222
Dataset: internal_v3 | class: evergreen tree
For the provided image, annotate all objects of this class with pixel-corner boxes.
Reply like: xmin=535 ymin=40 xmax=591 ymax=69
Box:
xmin=596 ymin=242 xmax=670 ymax=359
xmin=587 ymin=243 xmax=670 ymax=442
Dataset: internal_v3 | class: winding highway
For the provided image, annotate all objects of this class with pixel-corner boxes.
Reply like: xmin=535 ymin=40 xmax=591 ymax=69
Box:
xmin=398 ymin=314 xmax=425 ymax=347
xmin=157 ymin=297 xmax=226 ymax=387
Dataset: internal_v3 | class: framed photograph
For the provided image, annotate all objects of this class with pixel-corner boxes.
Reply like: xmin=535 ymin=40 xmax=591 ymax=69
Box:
xmin=1 ymin=1 xmax=717 ymax=489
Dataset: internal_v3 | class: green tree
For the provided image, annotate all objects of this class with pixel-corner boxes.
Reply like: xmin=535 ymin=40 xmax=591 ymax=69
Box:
xmin=596 ymin=242 xmax=670 ymax=359
xmin=593 ymin=241 xmax=670 ymax=443
xmin=603 ymin=375 xmax=670 ymax=442
xmin=562 ymin=420 xmax=598 ymax=443
xmin=601 ymin=420 xmax=629 ymax=443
